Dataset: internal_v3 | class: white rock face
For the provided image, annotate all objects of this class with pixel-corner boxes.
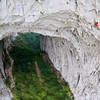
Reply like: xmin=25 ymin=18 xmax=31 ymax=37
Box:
xmin=40 ymin=35 xmax=100 ymax=100
xmin=0 ymin=0 xmax=100 ymax=100
xmin=0 ymin=0 xmax=100 ymax=40
xmin=0 ymin=76 xmax=11 ymax=100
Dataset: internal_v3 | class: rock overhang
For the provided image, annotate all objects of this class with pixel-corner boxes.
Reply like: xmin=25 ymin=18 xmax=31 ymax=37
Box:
xmin=0 ymin=10 xmax=99 ymax=42
xmin=0 ymin=0 xmax=100 ymax=41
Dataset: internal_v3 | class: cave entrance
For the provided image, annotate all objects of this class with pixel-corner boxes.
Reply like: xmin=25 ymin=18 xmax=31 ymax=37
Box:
xmin=7 ymin=32 xmax=72 ymax=100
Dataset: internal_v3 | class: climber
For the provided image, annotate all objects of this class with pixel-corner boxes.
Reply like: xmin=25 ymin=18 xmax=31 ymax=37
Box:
xmin=94 ymin=21 xmax=99 ymax=27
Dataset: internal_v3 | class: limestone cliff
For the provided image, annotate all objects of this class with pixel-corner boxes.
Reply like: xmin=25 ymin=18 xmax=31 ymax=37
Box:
xmin=40 ymin=35 xmax=100 ymax=100
xmin=0 ymin=39 xmax=12 ymax=100
xmin=0 ymin=0 xmax=100 ymax=100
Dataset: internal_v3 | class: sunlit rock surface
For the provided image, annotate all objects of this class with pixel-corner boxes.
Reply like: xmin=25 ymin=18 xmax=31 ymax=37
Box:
xmin=0 ymin=0 xmax=100 ymax=40
xmin=0 ymin=0 xmax=100 ymax=100
xmin=40 ymin=35 xmax=100 ymax=100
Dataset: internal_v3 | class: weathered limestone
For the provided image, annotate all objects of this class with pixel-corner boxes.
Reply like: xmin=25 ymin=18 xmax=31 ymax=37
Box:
xmin=0 ymin=0 xmax=100 ymax=100
xmin=0 ymin=0 xmax=100 ymax=40
xmin=40 ymin=35 xmax=100 ymax=100
xmin=0 ymin=77 xmax=11 ymax=100
xmin=0 ymin=40 xmax=12 ymax=100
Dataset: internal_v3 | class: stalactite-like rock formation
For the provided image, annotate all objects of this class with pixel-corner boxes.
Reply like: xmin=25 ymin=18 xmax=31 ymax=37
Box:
xmin=0 ymin=0 xmax=100 ymax=100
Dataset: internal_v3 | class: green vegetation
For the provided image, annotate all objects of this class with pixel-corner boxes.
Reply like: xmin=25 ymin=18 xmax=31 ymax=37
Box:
xmin=7 ymin=32 xmax=73 ymax=100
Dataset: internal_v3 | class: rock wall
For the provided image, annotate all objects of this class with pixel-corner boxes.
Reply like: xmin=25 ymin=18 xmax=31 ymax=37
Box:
xmin=40 ymin=35 xmax=100 ymax=100
xmin=0 ymin=0 xmax=100 ymax=40
xmin=0 ymin=40 xmax=12 ymax=100
xmin=0 ymin=35 xmax=16 ymax=100
xmin=0 ymin=0 xmax=100 ymax=100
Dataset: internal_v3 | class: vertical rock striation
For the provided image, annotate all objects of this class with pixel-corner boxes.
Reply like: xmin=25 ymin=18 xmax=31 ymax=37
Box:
xmin=40 ymin=35 xmax=100 ymax=100
xmin=0 ymin=35 xmax=16 ymax=100
xmin=0 ymin=40 xmax=12 ymax=100
xmin=0 ymin=0 xmax=100 ymax=100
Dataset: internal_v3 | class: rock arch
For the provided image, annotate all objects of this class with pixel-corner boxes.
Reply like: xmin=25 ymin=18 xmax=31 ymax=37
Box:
xmin=0 ymin=0 xmax=100 ymax=100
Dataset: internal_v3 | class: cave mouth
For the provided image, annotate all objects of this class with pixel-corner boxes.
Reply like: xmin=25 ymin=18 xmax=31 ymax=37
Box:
xmin=5 ymin=32 xmax=72 ymax=100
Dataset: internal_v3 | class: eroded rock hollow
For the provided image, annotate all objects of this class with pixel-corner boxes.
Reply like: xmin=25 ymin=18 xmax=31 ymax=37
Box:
xmin=0 ymin=0 xmax=100 ymax=100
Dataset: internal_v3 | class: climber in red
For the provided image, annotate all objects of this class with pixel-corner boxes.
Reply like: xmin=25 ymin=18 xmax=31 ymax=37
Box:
xmin=94 ymin=21 xmax=99 ymax=27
